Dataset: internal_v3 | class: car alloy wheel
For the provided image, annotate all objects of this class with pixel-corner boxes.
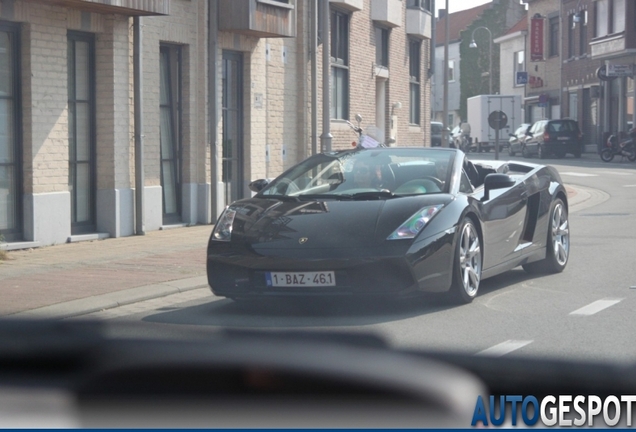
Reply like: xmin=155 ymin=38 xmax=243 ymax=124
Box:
xmin=537 ymin=144 xmax=546 ymax=159
xmin=521 ymin=145 xmax=530 ymax=158
xmin=452 ymin=218 xmax=482 ymax=303
xmin=523 ymin=198 xmax=569 ymax=274
xmin=550 ymin=200 xmax=570 ymax=267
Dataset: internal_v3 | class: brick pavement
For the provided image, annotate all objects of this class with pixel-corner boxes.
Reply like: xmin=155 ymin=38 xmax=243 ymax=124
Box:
xmin=0 ymin=225 xmax=212 ymax=316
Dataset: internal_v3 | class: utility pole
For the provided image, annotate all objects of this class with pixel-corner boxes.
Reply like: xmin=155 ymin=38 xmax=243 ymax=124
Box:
xmin=442 ymin=0 xmax=449 ymax=147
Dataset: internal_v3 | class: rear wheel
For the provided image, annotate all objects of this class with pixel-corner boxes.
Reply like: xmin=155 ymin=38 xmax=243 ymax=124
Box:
xmin=521 ymin=144 xmax=530 ymax=158
xmin=523 ymin=198 xmax=569 ymax=274
xmin=451 ymin=218 xmax=482 ymax=303
xmin=537 ymin=144 xmax=546 ymax=159
xmin=628 ymin=149 xmax=636 ymax=162
xmin=600 ymin=148 xmax=614 ymax=162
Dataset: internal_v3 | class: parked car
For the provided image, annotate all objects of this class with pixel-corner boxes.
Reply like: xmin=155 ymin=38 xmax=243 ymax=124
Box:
xmin=430 ymin=122 xmax=448 ymax=147
xmin=508 ymin=123 xmax=532 ymax=157
xmin=522 ymin=119 xmax=583 ymax=159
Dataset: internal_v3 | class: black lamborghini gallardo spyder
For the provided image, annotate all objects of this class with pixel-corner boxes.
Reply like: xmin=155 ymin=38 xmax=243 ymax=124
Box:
xmin=207 ymin=147 xmax=569 ymax=303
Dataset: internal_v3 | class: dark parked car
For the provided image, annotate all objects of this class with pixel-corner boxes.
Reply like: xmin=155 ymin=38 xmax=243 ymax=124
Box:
xmin=522 ymin=119 xmax=583 ymax=159
xmin=207 ymin=147 xmax=570 ymax=304
xmin=507 ymin=123 xmax=531 ymax=157
xmin=430 ymin=121 xmax=448 ymax=147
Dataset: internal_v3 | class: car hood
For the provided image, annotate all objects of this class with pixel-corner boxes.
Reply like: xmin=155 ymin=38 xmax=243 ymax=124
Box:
xmin=229 ymin=195 xmax=455 ymax=249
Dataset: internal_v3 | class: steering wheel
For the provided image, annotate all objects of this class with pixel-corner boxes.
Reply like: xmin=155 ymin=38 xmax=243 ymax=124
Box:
xmin=421 ymin=176 xmax=444 ymax=189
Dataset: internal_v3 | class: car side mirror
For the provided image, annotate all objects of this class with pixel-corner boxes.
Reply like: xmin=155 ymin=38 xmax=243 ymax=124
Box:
xmin=483 ymin=173 xmax=515 ymax=201
xmin=249 ymin=179 xmax=270 ymax=193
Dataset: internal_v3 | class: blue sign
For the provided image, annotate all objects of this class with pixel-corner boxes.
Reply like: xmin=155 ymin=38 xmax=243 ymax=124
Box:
xmin=516 ymin=71 xmax=528 ymax=85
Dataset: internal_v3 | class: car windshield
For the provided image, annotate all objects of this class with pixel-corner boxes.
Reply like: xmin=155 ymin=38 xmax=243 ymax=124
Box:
xmin=548 ymin=120 xmax=579 ymax=132
xmin=259 ymin=148 xmax=454 ymax=198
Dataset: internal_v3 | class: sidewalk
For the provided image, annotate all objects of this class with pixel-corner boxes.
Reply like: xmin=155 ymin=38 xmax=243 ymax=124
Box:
xmin=1 ymin=184 xmax=592 ymax=319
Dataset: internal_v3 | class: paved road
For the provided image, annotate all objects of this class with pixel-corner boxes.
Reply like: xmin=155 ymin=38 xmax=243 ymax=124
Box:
xmin=69 ymin=153 xmax=636 ymax=364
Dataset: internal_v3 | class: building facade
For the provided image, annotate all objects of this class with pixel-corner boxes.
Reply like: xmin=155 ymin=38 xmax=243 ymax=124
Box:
xmin=0 ymin=0 xmax=433 ymax=249
xmin=493 ymin=14 xmax=527 ymax=121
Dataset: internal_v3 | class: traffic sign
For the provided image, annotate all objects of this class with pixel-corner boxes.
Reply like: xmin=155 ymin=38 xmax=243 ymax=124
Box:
xmin=488 ymin=110 xmax=508 ymax=130
xmin=516 ymin=71 xmax=528 ymax=85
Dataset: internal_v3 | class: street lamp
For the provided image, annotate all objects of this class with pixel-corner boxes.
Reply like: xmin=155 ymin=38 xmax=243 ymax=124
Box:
xmin=469 ymin=26 xmax=493 ymax=95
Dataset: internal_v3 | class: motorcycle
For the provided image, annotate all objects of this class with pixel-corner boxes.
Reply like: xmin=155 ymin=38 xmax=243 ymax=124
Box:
xmin=346 ymin=114 xmax=384 ymax=149
xmin=601 ymin=127 xmax=636 ymax=162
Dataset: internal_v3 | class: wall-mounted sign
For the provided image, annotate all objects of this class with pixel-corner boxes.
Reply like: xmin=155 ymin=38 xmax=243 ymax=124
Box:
xmin=607 ymin=64 xmax=634 ymax=77
xmin=530 ymin=17 xmax=544 ymax=61
xmin=516 ymin=71 xmax=528 ymax=85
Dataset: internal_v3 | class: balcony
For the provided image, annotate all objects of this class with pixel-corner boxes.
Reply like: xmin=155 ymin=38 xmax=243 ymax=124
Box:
xmin=44 ymin=0 xmax=170 ymax=16
xmin=405 ymin=6 xmax=432 ymax=39
xmin=218 ymin=0 xmax=296 ymax=38
xmin=371 ymin=0 xmax=402 ymax=28
xmin=590 ymin=34 xmax=636 ymax=60
xmin=329 ymin=0 xmax=363 ymax=12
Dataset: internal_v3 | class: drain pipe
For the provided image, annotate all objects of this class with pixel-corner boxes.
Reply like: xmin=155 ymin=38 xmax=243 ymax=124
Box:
xmin=209 ymin=0 xmax=220 ymax=221
xmin=133 ymin=16 xmax=145 ymax=235
xmin=320 ymin=0 xmax=332 ymax=152
xmin=311 ymin=0 xmax=318 ymax=155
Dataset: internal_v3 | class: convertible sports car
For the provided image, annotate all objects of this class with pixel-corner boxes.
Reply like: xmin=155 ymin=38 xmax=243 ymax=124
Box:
xmin=206 ymin=147 xmax=569 ymax=303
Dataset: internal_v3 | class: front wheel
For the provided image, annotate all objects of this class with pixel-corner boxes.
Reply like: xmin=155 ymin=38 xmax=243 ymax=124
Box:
xmin=600 ymin=148 xmax=614 ymax=162
xmin=508 ymin=145 xmax=516 ymax=157
xmin=628 ymin=149 xmax=636 ymax=162
xmin=451 ymin=218 xmax=482 ymax=304
xmin=523 ymin=198 xmax=569 ymax=274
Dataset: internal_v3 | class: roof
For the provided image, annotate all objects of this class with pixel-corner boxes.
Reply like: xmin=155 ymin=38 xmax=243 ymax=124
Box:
xmin=504 ymin=14 xmax=528 ymax=35
xmin=435 ymin=2 xmax=493 ymax=45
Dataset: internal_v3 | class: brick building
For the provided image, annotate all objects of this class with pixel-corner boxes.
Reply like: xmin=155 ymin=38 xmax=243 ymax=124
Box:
xmin=0 ymin=0 xmax=433 ymax=249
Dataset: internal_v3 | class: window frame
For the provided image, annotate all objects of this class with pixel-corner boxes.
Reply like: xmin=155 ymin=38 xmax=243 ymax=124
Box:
xmin=374 ymin=26 xmax=389 ymax=68
xmin=549 ymin=16 xmax=559 ymax=57
xmin=408 ymin=38 xmax=421 ymax=125
xmin=330 ymin=8 xmax=350 ymax=120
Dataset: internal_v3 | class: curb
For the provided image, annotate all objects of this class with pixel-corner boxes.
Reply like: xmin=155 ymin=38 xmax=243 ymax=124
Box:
xmin=9 ymin=276 xmax=209 ymax=320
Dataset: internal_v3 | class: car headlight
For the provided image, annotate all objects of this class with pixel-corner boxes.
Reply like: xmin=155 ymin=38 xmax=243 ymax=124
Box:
xmin=212 ymin=207 xmax=237 ymax=242
xmin=387 ymin=205 xmax=444 ymax=240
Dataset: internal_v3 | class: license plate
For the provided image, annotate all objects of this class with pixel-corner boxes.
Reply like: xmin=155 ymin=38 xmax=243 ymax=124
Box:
xmin=557 ymin=137 xmax=571 ymax=141
xmin=266 ymin=271 xmax=336 ymax=287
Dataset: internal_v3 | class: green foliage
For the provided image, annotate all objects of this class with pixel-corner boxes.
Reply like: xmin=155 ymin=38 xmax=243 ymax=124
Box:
xmin=459 ymin=0 xmax=521 ymax=121
xmin=0 ymin=234 xmax=6 ymax=261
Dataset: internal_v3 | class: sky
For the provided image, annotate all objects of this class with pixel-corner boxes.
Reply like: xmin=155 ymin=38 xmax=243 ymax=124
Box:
xmin=447 ymin=0 xmax=491 ymax=14
xmin=444 ymin=0 xmax=526 ymax=14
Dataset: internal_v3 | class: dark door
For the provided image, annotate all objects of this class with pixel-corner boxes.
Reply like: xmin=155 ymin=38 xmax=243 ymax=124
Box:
xmin=222 ymin=51 xmax=244 ymax=206
xmin=0 ymin=22 xmax=21 ymax=241
xmin=68 ymin=31 xmax=96 ymax=235
xmin=159 ymin=45 xmax=182 ymax=224
xmin=476 ymin=179 xmax=528 ymax=270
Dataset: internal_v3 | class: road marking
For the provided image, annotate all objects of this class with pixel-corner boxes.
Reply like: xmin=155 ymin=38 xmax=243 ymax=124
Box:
xmin=560 ymin=172 xmax=598 ymax=177
xmin=597 ymin=171 xmax=634 ymax=176
xmin=476 ymin=340 xmax=533 ymax=357
xmin=569 ymin=298 xmax=623 ymax=316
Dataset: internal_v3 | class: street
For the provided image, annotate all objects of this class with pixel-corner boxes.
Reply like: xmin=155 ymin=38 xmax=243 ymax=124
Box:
xmin=70 ymin=152 xmax=636 ymax=363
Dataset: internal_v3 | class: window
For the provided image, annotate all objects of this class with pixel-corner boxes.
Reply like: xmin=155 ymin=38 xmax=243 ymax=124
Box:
xmin=448 ymin=113 xmax=454 ymax=127
xmin=330 ymin=9 xmax=349 ymax=120
xmin=160 ymin=44 xmax=182 ymax=222
xmin=448 ymin=60 xmax=455 ymax=82
xmin=549 ymin=17 xmax=559 ymax=57
xmin=579 ymin=10 xmax=587 ymax=55
xmin=409 ymin=39 xmax=421 ymax=125
xmin=569 ymin=92 xmax=578 ymax=121
xmin=406 ymin=0 xmax=431 ymax=12
xmin=595 ymin=0 xmax=608 ymax=37
xmin=514 ymin=50 xmax=524 ymax=87
xmin=568 ymin=14 xmax=575 ymax=58
xmin=612 ymin=0 xmax=625 ymax=33
xmin=375 ymin=26 xmax=389 ymax=67
xmin=68 ymin=31 xmax=96 ymax=234
xmin=0 ymin=22 xmax=21 ymax=241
